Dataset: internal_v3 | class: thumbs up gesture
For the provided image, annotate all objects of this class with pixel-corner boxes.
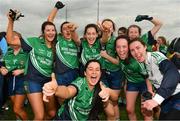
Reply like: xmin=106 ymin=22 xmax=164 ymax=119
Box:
xmin=43 ymin=73 xmax=58 ymax=102
xmin=99 ymin=81 xmax=110 ymax=102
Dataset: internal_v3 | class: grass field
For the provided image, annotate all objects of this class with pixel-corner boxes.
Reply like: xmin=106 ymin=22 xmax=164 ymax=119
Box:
xmin=0 ymin=96 xmax=144 ymax=120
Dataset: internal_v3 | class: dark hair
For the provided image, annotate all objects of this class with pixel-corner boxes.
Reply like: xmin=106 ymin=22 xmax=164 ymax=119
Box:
xmin=118 ymin=27 xmax=127 ymax=35
xmin=60 ymin=21 xmax=70 ymax=33
xmin=41 ymin=21 xmax=57 ymax=61
xmin=84 ymin=24 xmax=99 ymax=35
xmin=127 ymin=24 xmax=142 ymax=37
xmin=84 ymin=59 xmax=102 ymax=72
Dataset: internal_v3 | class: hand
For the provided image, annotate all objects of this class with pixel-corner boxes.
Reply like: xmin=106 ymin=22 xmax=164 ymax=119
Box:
xmin=97 ymin=21 xmax=112 ymax=33
xmin=55 ymin=1 xmax=65 ymax=9
xmin=8 ymin=9 xmax=24 ymax=21
xmin=42 ymin=73 xmax=58 ymax=102
xmin=142 ymin=99 xmax=159 ymax=111
xmin=99 ymin=81 xmax=110 ymax=102
xmin=0 ymin=67 xmax=8 ymax=76
xmin=12 ymin=69 xmax=24 ymax=76
xmin=67 ymin=23 xmax=78 ymax=32
xmin=100 ymin=50 xmax=108 ymax=58
xmin=135 ymin=15 xmax=153 ymax=22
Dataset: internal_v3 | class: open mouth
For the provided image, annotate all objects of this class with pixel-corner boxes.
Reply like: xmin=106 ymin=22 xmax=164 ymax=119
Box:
xmin=90 ymin=76 xmax=98 ymax=83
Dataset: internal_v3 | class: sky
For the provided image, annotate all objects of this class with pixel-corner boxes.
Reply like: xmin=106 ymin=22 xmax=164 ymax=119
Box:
xmin=0 ymin=0 xmax=180 ymax=43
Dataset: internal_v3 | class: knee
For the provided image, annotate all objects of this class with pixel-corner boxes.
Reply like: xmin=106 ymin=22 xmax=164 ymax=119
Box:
xmin=34 ymin=112 xmax=44 ymax=120
xmin=48 ymin=110 xmax=56 ymax=119
xmin=126 ymin=107 xmax=134 ymax=115
xmin=13 ymin=106 xmax=23 ymax=115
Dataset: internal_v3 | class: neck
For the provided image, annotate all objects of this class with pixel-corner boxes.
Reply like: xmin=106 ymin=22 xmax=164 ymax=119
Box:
xmin=45 ymin=40 xmax=52 ymax=48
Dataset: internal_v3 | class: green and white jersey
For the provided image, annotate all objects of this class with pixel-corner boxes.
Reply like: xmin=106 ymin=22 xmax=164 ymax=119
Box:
xmin=24 ymin=37 xmax=53 ymax=77
xmin=3 ymin=47 xmax=28 ymax=72
xmin=58 ymin=77 xmax=94 ymax=121
xmin=141 ymin=32 xmax=154 ymax=52
xmin=104 ymin=36 xmax=119 ymax=71
xmin=120 ymin=57 xmax=147 ymax=83
xmin=159 ymin=44 xmax=168 ymax=55
xmin=56 ymin=35 xmax=79 ymax=69
xmin=81 ymin=39 xmax=102 ymax=65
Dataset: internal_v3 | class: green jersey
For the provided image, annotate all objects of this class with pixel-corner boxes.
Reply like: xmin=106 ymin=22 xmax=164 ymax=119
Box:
xmin=3 ymin=47 xmax=28 ymax=72
xmin=104 ymin=36 xmax=119 ymax=71
xmin=159 ymin=44 xmax=168 ymax=55
xmin=120 ymin=57 xmax=147 ymax=83
xmin=58 ymin=77 xmax=94 ymax=121
xmin=81 ymin=39 xmax=102 ymax=65
xmin=56 ymin=35 xmax=79 ymax=69
xmin=24 ymin=37 xmax=53 ymax=77
xmin=141 ymin=32 xmax=154 ymax=51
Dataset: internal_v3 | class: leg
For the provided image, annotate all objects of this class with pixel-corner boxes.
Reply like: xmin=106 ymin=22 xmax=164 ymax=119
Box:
xmin=27 ymin=93 xmax=44 ymax=120
xmin=126 ymin=91 xmax=139 ymax=121
xmin=44 ymin=95 xmax=57 ymax=119
xmin=13 ymin=94 xmax=28 ymax=120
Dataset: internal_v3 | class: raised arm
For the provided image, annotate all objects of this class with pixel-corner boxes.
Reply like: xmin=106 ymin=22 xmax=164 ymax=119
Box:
xmin=149 ymin=17 xmax=163 ymax=36
xmin=6 ymin=12 xmax=21 ymax=46
xmin=47 ymin=1 xmax=65 ymax=22
xmin=135 ymin=15 xmax=163 ymax=37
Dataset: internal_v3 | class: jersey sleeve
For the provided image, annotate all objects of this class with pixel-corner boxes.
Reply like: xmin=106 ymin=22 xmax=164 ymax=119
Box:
xmin=20 ymin=37 xmax=39 ymax=52
xmin=153 ymin=59 xmax=180 ymax=104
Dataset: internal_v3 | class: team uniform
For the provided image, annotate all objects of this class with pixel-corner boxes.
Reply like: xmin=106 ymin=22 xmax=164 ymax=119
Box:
xmin=55 ymin=77 xmax=97 ymax=120
xmin=2 ymin=47 xmax=28 ymax=96
xmin=119 ymin=57 xmax=148 ymax=93
xmin=79 ymin=39 xmax=103 ymax=76
xmin=102 ymin=36 xmax=124 ymax=89
xmin=140 ymin=31 xmax=156 ymax=52
xmin=55 ymin=34 xmax=79 ymax=85
xmin=20 ymin=37 xmax=54 ymax=93
xmin=145 ymin=51 xmax=180 ymax=120
xmin=158 ymin=44 xmax=168 ymax=56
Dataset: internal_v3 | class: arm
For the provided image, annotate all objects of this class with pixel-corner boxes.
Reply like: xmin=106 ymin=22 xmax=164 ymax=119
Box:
xmin=153 ymin=59 xmax=180 ymax=104
xmin=47 ymin=1 xmax=65 ymax=22
xmin=6 ymin=13 xmax=21 ymax=46
xmin=43 ymin=73 xmax=77 ymax=102
xmin=100 ymin=50 xmax=119 ymax=65
xmin=149 ymin=17 xmax=163 ymax=37
xmin=67 ymin=23 xmax=81 ymax=46
xmin=146 ymin=79 xmax=154 ymax=95
xmin=97 ymin=21 xmax=112 ymax=44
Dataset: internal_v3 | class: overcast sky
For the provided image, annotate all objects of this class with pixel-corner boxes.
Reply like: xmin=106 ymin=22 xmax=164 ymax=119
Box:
xmin=0 ymin=0 xmax=180 ymax=43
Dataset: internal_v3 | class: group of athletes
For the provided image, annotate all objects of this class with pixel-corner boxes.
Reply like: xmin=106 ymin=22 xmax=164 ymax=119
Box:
xmin=0 ymin=1 xmax=180 ymax=120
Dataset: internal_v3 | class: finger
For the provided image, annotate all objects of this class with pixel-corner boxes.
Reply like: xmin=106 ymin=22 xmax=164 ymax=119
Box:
xmin=43 ymin=94 xmax=49 ymax=102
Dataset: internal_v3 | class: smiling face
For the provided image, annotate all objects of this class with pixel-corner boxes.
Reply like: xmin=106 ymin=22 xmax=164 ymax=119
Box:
xmin=84 ymin=27 xmax=98 ymax=46
xmin=116 ymin=38 xmax=129 ymax=60
xmin=129 ymin=40 xmax=147 ymax=62
xmin=44 ymin=25 xmax=56 ymax=42
xmin=128 ymin=26 xmax=140 ymax=40
xmin=84 ymin=61 xmax=101 ymax=88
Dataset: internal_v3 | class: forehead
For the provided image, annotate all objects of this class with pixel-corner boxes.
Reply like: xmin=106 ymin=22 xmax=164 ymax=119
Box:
xmin=130 ymin=41 xmax=142 ymax=48
xmin=86 ymin=27 xmax=97 ymax=33
xmin=62 ymin=23 xmax=69 ymax=28
xmin=87 ymin=62 xmax=100 ymax=68
xmin=116 ymin=38 xmax=128 ymax=45
xmin=45 ymin=25 xmax=55 ymax=29
xmin=129 ymin=27 xmax=139 ymax=31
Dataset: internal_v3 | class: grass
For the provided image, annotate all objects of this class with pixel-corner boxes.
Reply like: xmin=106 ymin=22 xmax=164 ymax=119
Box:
xmin=0 ymin=96 xmax=144 ymax=120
